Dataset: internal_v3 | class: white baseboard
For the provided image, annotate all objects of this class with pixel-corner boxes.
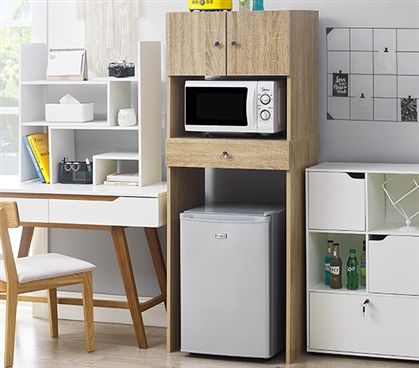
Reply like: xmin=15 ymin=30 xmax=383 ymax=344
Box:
xmin=32 ymin=291 xmax=166 ymax=328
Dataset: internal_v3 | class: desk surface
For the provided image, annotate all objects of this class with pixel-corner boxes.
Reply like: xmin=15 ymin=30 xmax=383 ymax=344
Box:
xmin=0 ymin=179 xmax=167 ymax=198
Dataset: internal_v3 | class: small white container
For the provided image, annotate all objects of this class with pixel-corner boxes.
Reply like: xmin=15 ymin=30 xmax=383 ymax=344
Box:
xmin=45 ymin=102 xmax=94 ymax=123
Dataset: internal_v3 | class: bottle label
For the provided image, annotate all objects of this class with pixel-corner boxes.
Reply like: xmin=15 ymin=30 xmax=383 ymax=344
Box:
xmin=330 ymin=266 xmax=340 ymax=275
xmin=360 ymin=267 xmax=367 ymax=276
xmin=347 ymin=266 xmax=357 ymax=273
xmin=325 ymin=262 xmax=331 ymax=271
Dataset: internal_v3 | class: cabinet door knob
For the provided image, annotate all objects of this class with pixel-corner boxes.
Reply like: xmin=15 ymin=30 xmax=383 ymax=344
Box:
xmin=213 ymin=40 xmax=220 ymax=47
xmin=362 ymin=299 xmax=370 ymax=317
xmin=230 ymin=40 xmax=238 ymax=47
xmin=221 ymin=151 xmax=229 ymax=159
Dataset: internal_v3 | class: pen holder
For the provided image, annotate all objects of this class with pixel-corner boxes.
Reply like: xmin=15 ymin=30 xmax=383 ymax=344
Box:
xmin=58 ymin=158 xmax=93 ymax=184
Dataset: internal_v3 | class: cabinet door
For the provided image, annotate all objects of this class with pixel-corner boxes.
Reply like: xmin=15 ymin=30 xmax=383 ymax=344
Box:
xmin=226 ymin=11 xmax=290 ymax=76
xmin=308 ymin=172 xmax=366 ymax=231
xmin=167 ymin=12 xmax=226 ymax=76
xmin=309 ymin=292 xmax=419 ymax=358
xmin=369 ymin=235 xmax=419 ymax=296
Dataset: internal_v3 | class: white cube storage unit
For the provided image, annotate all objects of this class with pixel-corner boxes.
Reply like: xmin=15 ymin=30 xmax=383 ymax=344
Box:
xmin=306 ymin=162 xmax=419 ymax=361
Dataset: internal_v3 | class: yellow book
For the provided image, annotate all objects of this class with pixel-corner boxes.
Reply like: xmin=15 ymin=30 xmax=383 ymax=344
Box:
xmin=27 ymin=133 xmax=50 ymax=184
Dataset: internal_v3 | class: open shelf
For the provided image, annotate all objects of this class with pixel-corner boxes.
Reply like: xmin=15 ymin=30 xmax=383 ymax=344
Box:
xmin=21 ymin=80 xmax=108 ymax=85
xmin=310 ymin=282 xmax=367 ymax=295
xmin=21 ymin=121 xmax=138 ymax=130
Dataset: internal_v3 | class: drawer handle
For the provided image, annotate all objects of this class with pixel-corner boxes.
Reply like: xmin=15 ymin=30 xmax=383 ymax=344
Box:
xmin=221 ymin=151 xmax=229 ymax=159
xmin=213 ymin=40 xmax=220 ymax=47
xmin=362 ymin=299 xmax=370 ymax=317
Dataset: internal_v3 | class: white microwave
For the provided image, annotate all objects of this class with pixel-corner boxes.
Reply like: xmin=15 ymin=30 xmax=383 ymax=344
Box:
xmin=184 ymin=80 xmax=286 ymax=134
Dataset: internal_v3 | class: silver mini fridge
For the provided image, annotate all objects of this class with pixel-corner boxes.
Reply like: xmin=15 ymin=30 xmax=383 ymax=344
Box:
xmin=180 ymin=204 xmax=285 ymax=358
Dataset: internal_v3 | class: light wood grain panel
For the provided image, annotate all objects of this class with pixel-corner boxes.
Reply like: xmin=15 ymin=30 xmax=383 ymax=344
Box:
xmin=288 ymin=11 xmax=319 ymax=142
xmin=167 ymin=12 xmax=205 ymax=76
xmin=167 ymin=137 xmax=289 ymax=170
xmin=226 ymin=11 xmax=290 ymax=76
xmin=167 ymin=167 xmax=205 ymax=352
xmin=82 ymin=272 xmax=95 ymax=353
xmin=286 ymin=138 xmax=318 ymax=363
xmin=0 ymin=202 xmax=20 ymax=228
xmin=47 ymin=288 xmax=59 ymax=338
xmin=18 ymin=226 xmax=34 ymax=258
xmin=205 ymin=12 xmax=227 ymax=76
xmin=0 ymin=192 xmax=118 ymax=201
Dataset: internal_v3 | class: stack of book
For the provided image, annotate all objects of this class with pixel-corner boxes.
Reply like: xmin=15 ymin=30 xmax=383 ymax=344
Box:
xmin=103 ymin=172 xmax=139 ymax=186
xmin=22 ymin=133 xmax=50 ymax=184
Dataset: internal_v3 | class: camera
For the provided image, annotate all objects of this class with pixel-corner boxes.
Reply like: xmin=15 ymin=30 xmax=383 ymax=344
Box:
xmin=108 ymin=60 xmax=135 ymax=78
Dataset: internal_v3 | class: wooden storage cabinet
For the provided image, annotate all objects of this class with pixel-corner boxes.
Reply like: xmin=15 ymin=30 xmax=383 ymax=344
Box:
xmin=167 ymin=10 xmax=318 ymax=363
xmin=307 ymin=163 xmax=419 ymax=361
xmin=167 ymin=11 xmax=291 ymax=76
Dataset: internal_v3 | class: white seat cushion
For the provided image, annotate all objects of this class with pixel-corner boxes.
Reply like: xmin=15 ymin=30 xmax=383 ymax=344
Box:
xmin=0 ymin=253 xmax=95 ymax=284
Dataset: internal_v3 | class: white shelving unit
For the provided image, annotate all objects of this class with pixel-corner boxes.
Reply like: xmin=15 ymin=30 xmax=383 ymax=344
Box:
xmin=306 ymin=162 xmax=419 ymax=361
xmin=19 ymin=42 xmax=162 ymax=187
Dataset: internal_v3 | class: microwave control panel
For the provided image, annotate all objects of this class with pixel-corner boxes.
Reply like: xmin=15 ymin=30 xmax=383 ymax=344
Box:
xmin=257 ymin=81 xmax=278 ymax=133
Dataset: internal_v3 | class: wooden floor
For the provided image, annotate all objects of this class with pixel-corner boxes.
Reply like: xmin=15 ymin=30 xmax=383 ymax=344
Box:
xmin=1 ymin=306 xmax=417 ymax=368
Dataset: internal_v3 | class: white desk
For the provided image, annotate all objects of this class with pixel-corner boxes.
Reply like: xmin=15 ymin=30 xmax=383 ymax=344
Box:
xmin=0 ymin=180 xmax=167 ymax=349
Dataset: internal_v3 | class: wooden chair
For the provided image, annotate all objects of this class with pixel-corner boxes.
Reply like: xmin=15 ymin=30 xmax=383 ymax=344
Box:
xmin=0 ymin=201 xmax=95 ymax=367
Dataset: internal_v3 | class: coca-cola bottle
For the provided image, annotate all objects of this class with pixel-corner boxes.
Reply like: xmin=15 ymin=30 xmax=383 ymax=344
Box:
xmin=330 ymin=243 xmax=342 ymax=289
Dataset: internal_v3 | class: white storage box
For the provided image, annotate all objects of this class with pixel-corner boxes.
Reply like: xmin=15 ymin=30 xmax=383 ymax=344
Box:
xmin=45 ymin=102 xmax=94 ymax=123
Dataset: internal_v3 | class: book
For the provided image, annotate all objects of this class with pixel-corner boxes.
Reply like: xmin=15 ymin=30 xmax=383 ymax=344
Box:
xmin=106 ymin=172 xmax=139 ymax=183
xmin=22 ymin=136 xmax=46 ymax=183
xmin=27 ymin=133 xmax=50 ymax=184
xmin=103 ymin=180 xmax=138 ymax=186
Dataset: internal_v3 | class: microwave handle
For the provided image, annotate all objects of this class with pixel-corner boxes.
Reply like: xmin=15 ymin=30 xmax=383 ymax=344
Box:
xmin=247 ymin=83 xmax=257 ymax=129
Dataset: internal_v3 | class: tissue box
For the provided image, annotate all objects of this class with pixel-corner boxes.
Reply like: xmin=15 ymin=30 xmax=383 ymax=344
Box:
xmin=45 ymin=102 xmax=94 ymax=123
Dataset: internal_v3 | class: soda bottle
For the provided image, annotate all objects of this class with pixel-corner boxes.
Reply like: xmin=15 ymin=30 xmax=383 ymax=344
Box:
xmin=330 ymin=243 xmax=342 ymax=289
xmin=347 ymin=249 xmax=359 ymax=290
xmin=324 ymin=240 xmax=333 ymax=286
xmin=360 ymin=241 xmax=366 ymax=287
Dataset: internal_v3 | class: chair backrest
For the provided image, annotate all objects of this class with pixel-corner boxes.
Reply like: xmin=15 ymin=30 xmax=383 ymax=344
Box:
xmin=0 ymin=202 xmax=20 ymax=284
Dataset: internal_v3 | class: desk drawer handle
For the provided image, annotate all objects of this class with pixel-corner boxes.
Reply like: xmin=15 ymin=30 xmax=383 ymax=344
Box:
xmin=221 ymin=151 xmax=229 ymax=159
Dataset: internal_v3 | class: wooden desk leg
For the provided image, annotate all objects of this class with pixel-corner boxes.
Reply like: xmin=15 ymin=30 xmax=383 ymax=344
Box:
xmin=18 ymin=226 xmax=34 ymax=258
xmin=144 ymin=228 xmax=167 ymax=309
xmin=111 ymin=226 xmax=148 ymax=349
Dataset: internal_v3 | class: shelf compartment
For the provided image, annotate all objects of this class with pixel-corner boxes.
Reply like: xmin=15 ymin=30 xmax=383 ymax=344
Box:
xmin=307 ymin=232 xmax=366 ymax=291
xmin=93 ymin=152 xmax=140 ymax=186
xmin=309 ymin=282 xmax=367 ymax=295
xmin=166 ymin=137 xmax=290 ymax=170
xmin=21 ymin=121 xmax=138 ymax=130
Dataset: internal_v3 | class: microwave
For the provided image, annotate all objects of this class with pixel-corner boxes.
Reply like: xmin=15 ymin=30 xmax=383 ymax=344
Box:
xmin=185 ymin=80 xmax=286 ymax=134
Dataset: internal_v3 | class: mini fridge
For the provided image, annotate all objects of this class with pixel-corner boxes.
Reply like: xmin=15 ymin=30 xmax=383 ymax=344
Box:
xmin=180 ymin=204 xmax=285 ymax=358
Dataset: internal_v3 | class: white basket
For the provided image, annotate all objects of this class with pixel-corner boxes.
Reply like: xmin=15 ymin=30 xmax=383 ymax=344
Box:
xmin=45 ymin=102 xmax=94 ymax=123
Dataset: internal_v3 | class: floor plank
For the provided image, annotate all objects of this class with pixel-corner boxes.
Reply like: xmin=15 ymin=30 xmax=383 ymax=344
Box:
xmin=0 ymin=306 xmax=417 ymax=368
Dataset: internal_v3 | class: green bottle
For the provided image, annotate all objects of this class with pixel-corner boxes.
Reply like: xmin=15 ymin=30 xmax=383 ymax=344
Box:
xmin=347 ymin=249 xmax=359 ymax=290
xmin=360 ymin=241 xmax=366 ymax=287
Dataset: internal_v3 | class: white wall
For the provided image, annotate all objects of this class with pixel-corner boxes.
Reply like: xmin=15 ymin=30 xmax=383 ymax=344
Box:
xmin=46 ymin=0 xmax=419 ymax=298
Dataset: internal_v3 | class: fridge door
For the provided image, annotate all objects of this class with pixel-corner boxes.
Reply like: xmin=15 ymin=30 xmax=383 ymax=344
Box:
xmin=180 ymin=215 xmax=272 ymax=358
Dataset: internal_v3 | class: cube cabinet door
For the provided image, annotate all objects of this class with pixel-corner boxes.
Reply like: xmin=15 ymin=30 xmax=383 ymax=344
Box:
xmin=167 ymin=12 xmax=226 ymax=76
xmin=308 ymin=172 xmax=366 ymax=231
xmin=369 ymin=235 xmax=419 ymax=296
xmin=310 ymin=292 xmax=419 ymax=358
xmin=226 ymin=11 xmax=290 ymax=76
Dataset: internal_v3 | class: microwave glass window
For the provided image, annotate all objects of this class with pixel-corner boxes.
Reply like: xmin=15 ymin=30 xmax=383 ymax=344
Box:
xmin=186 ymin=87 xmax=248 ymax=126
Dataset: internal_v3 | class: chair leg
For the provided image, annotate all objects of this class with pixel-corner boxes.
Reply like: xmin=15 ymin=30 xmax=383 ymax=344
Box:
xmin=47 ymin=288 xmax=58 ymax=338
xmin=4 ymin=290 xmax=18 ymax=368
xmin=81 ymin=272 xmax=95 ymax=353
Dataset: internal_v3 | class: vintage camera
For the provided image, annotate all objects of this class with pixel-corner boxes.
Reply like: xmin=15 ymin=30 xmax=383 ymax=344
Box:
xmin=58 ymin=157 xmax=93 ymax=184
xmin=108 ymin=60 xmax=135 ymax=78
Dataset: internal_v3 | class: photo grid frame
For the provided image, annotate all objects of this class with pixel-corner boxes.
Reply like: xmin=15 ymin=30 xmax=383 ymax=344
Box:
xmin=327 ymin=27 xmax=419 ymax=122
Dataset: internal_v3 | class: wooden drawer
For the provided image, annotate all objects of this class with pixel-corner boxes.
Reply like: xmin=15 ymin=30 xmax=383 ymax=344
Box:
xmin=308 ymin=171 xmax=366 ymax=231
xmin=11 ymin=198 xmax=49 ymax=223
xmin=369 ymin=235 xmax=419 ymax=296
xmin=309 ymin=292 xmax=419 ymax=358
xmin=166 ymin=138 xmax=289 ymax=170
xmin=49 ymin=196 xmax=167 ymax=228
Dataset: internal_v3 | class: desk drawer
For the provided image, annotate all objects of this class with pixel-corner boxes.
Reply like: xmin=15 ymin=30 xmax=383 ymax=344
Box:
xmin=166 ymin=138 xmax=289 ymax=170
xmin=9 ymin=198 xmax=49 ymax=223
xmin=49 ymin=196 xmax=166 ymax=227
